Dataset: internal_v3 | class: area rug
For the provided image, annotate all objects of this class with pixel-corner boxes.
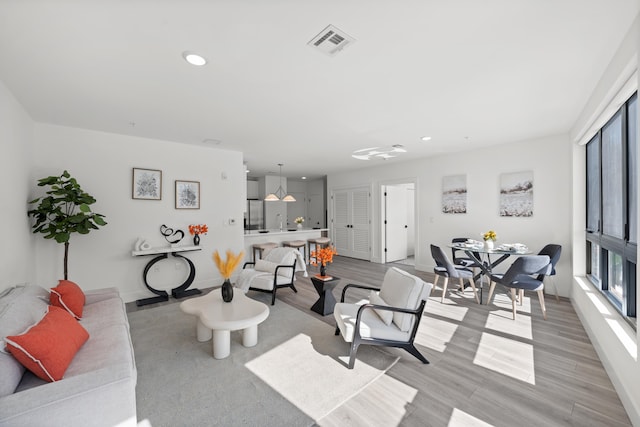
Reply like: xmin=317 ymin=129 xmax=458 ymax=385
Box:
xmin=128 ymin=293 xmax=399 ymax=427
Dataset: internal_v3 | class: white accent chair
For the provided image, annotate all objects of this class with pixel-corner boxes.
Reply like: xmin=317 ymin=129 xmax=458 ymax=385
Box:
xmin=240 ymin=247 xmax=306 ymax=305
xmin=333 ymin=267 xmax=433 ymax=369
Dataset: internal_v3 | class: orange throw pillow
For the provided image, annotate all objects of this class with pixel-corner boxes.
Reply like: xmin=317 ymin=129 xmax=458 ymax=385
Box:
xmin=5 ymin=306 xmax=89 ymax=382
xmin=50 ymin=280 xmax=85 ymax=319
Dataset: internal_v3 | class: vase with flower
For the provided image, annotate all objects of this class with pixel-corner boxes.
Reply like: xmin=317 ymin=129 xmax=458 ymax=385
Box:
xmin=295 ymin=216 xmax=304 ymax=229
xmin=483 ymin=230 xmax=497 ymax=250
xmin=213 ymin=249 xmax=245 ymax=302
xmin=189 ymin=224 xmax=208 ymax=246
xmin=310 ymin=245 xmax=337 ymax=278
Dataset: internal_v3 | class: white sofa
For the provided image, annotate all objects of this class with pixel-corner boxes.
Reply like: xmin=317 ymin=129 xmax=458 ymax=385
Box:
xmin=0 ymin=284 xmax=137 ymax=427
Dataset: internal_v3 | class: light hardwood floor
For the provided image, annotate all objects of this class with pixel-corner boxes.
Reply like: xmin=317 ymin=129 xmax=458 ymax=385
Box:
xmin=127 ymin=255 xmax=632 ymax=426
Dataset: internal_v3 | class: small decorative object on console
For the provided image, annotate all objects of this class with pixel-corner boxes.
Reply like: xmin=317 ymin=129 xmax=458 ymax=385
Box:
xmin=160 ymin=224 xmax=184 ymax=245
xmin=310 ymin=245 xmax=337 ymax=278
xmin=189 ymin=224 xmax=208 ymax=246
xmin=213 ymin=250 xmax=245 ymax=302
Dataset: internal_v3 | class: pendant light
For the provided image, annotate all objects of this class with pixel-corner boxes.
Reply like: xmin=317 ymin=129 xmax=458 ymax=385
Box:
xmin=265 ymin=164 xmax=296 ymax=202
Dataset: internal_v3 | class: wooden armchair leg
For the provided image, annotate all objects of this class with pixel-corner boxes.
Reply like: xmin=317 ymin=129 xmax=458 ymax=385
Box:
xmin=519 ymin=289 xmax=524 ymax=306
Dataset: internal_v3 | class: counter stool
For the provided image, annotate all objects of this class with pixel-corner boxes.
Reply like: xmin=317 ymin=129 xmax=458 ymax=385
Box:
xmin=252 ymin=242 xmax=278 ymax=262
xmin=283 ymin=240 xmax=306 ymax=261
xmin=308 ymin=237 xmax=331 ymax=264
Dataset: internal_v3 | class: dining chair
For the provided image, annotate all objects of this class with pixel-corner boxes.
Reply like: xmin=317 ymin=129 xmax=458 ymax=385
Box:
xmin=431 ymin=244 xmax=479 ymax=304
xmin=450 ymin=237 xmax=480 ymax=269
xmin=535 ymin=244 xmax=562 ymax=301
xmin=486 ymin=255 xmax=551 ymax=320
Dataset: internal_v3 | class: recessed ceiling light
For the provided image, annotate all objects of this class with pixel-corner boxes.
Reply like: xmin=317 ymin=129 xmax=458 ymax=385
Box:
xmin=202 ymin=138 xmax=221 ymax=145
xmin=420 ymin=136 xmax=431 ymax=141
xmin=182 ymin=51 xmax=207 ymax=66
xmin=301 ymin=176 xmax=307 ymax=180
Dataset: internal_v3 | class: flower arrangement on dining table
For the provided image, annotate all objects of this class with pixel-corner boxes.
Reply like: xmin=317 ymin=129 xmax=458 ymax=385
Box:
xmin=294 ymin=216 xmax=304 ymax=225
xmin=482 ymin=230 xmax=497 ymax=241
xmin=311 ymin=245 xmax=337 ymax=276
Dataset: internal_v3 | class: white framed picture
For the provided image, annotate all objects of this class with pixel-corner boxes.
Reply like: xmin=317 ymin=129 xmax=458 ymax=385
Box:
xmin=132 ymin=168 xmax=162 ymax=200
xmin=499 ymin=171 xmax=533 ymax=217
xmin=175 ymin=180 xmax=200 ymax=209
xmin=442 ymin=174 xmax=467 ymax=214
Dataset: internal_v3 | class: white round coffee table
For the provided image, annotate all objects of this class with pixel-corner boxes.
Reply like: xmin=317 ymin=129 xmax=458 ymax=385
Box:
xmin=180 ymin=290 xmax=269 ymax=359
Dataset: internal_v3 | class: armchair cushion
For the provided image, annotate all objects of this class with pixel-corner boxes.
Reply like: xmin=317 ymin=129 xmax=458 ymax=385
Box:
xmin=368 ymin=291 xmax=393 ymax=325
xmin=378 ymin=268 xmax=426 ymax=332
xmin=334 ymin=303 xmax=412 ymax=343
xmin=254 ymin=260 xmax=279 ymax=274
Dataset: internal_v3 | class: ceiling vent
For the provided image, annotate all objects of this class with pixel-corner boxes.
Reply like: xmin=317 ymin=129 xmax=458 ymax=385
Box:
xmin=308 ymin=25 xmax=355 ymax=56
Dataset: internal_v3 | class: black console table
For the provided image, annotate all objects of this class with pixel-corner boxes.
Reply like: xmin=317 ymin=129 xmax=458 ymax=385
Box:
xmin=133 ymin=246 xmax=202 ymax=306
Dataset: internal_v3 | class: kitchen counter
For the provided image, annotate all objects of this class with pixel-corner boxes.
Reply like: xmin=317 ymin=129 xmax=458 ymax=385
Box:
xmin=243 ymin=228 xmax=329 ymax=262
xmin=244 ymin=228 xmax=328 ymax=236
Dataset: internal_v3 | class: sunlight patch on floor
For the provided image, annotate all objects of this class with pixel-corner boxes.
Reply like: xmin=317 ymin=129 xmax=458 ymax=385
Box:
xmin=425 ymin=296 xmax=469 ymax=322
xmin=448 ymin=408 xmax=495 ymax=427
xmin=473 ymin=332 xmax=535 ymax=385
xmin=245 ymin=333 xmax=394 ymax=420
xmin=318 ymin=373 xmax=418 ymax=427
xmin=484 ymin=302 xmax=532 ymax=340
xmin=415 ymin=316 xmax=459 ymax=352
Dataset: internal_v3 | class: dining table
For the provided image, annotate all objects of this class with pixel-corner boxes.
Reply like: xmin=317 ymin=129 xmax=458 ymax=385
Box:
xmin=449 ymin=241 xmax=532 ymax=304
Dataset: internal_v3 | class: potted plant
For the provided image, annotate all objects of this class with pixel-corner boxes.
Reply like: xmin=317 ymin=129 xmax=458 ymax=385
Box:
xmin=27 ymin=170 xmax=107 ymax=280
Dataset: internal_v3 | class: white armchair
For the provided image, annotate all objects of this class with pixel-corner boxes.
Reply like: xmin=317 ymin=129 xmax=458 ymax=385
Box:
xmin=237 ymin=247 xmax=307 ymax=305
xmin=333 ymin=267 xmax=433 ymax=369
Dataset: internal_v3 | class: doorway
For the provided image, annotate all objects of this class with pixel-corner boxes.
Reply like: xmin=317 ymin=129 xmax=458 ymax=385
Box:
xmin=382 ymin=182 xmax=415 ymax=265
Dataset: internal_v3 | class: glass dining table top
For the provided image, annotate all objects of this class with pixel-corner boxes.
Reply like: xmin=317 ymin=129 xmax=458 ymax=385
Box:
xmin=450 ymin=241 xmax=531 ymax=255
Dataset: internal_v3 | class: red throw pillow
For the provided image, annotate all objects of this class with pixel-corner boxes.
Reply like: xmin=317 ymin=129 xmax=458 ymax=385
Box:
xmin=50 ymin=280 xmax=85 ymax=319
xmin=5 ymin=306 xmax=89 ymax=382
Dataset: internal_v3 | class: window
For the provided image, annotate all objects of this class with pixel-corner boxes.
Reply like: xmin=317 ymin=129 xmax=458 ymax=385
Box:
xmin=585 ymin=92 xmax=637 ymax=320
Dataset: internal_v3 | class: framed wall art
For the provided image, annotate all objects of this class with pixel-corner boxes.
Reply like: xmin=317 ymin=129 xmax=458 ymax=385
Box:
xmin=132 ymin=168 xmax=162 ymax=200
xmin=175 ymin=180 xmax=200 ymax=209
xmin=499 ymin=171 xmax=533 ymax=217
xmin=442 ymin=174 xmax=467 ymax=214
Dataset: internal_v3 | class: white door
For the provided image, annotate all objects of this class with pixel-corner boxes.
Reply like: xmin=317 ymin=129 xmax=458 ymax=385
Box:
xmin=384 ymin=185 xmax=408 ymax=263
xmin=332 ymin=187 xmax=370 ymax=260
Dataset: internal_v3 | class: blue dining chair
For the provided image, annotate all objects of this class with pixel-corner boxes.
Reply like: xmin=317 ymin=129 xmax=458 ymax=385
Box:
xmin=535 ymin=244 xmax=562 ymax=301
xmin=450 ymin=237 xmax=481 ymax=275
xmin=431 ymin=244 xmax=479 ymax=304
xmin=486 ymin=255 xmax=550 ymax=320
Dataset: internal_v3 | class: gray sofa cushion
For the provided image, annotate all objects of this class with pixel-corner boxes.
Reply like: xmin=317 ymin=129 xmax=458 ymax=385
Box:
xmin=0 ymin=285 xmax=49 ymax=397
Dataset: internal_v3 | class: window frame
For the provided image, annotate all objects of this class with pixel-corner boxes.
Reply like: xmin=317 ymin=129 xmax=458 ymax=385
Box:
xmin=585 ymin=92 xmax=637 ymax=320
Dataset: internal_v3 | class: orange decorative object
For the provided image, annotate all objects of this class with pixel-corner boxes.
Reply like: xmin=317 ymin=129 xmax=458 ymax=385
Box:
xmin=189 ymin=224 xmax=208 ymax=235
xmin=310 ymin=245 xmax=337 ymax=267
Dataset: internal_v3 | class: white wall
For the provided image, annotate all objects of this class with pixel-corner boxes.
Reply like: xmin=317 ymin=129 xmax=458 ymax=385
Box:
xmin=328 ymin=134 xmax=573 ymax=295
xmin=570 ymin=13 xmax=640 ymax=426
xmin=0 ymin=80 xmax=35 ymax=291
xmin=30 ymin=124 xmax=245 ymax=302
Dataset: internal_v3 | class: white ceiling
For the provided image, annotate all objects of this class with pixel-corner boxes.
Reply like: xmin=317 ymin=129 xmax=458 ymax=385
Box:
xmin=0 ymin=1 xmax=638 ymax=179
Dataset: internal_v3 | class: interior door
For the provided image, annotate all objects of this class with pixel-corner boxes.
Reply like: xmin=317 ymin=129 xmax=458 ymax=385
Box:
xmin=332 ymin=187 xmax=370 ymax=260
xmin=384 ymin=185 xmax=408 ymax=262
